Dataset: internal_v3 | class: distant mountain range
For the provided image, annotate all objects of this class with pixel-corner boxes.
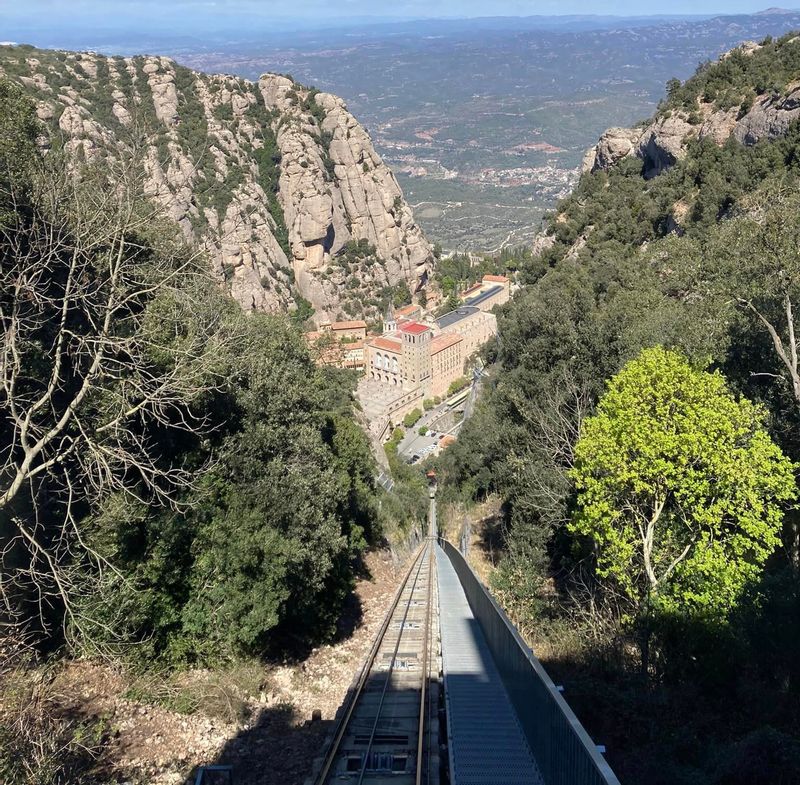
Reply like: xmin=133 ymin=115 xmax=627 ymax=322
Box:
xmin=0 ymin=12 xmax=753 ymax=53
xmin=163 ymin=9 xmax=800 ymax=250
xmin=6 ymin=9 xmax=800 ymax=250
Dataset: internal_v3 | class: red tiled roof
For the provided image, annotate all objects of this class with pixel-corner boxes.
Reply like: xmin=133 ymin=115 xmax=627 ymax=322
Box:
xmin=331 ymin=320 xmax=367 ymax=330
xmin=399 ymin=321 xmax=430 ymax=335
xmin=483 ymin=274 xmax=509 ymax=283
xmin=431 ymin=334 xmax=463 ymax=353
xmin=462 ymin=283 xmax=482 ymax=296
xmin=371 ymin=337 xmax=403 ymax=352
xmin=395 ymin=304 xmax=420 ymax=317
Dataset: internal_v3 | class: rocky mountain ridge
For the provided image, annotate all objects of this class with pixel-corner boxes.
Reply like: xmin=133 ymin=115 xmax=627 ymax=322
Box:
xmin=582 ymin=36 xmax=800 ymax=179
xmin=0 ymin=45 xmax=432 ymax=323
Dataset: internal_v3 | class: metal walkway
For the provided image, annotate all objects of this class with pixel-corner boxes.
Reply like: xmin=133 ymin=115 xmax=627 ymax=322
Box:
xmin=436 ymin=544 xmax=543 ymax=785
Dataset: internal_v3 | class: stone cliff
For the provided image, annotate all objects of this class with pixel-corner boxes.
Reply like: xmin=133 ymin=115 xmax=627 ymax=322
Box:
xmin=259 ymin=76 xmax=431 ymax=321
xmin=0 ymin=46 xmax=433 ymax=323
xmin=582 ymin=39 xmax=800 ymax=179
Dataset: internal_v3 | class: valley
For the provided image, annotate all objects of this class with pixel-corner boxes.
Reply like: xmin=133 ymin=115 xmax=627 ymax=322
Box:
xmin=3 ymin=8 xmax=800 ymax=785
xmin=173 ymin=10 xmax=800 ymax=249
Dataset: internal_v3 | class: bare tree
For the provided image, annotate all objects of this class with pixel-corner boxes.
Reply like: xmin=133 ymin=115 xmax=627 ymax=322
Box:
xmin=712 ymin=186 xmax=800 ymax=574
xmin=503 ymin=365 xmax=593 ymax=528
xmin=718 ymin=187 xmax=800 ymax=407
xmin=0 ymin=145 xmax=228 ymax=644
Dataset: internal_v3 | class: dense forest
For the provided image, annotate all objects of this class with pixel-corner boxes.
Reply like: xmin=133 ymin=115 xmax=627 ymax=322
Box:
xmin=0 ymin=78 xmax=427 ymax=780
xmin=5 ymin=29 xmax=800 ymax=785
xmin=440 ymin=34 xmax=800 ymax=785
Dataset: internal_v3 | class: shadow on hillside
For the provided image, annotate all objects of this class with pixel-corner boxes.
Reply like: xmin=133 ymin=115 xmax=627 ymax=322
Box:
xmin=264 ymin=552 xmax=377 ymax=662
xmin=189 ymin=545 xmax=429 ymax=785
xmin=187 ymin=701 xmax=333 ymax=785
xmin=533 ymin=563 xmax=800 ymax=785
xmin=476 ymin=513 xmax=505 ymax=564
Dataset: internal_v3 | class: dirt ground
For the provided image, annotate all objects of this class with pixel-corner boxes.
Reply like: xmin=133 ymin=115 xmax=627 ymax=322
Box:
xmin=43 ymin=548 xmax=412 ymax=785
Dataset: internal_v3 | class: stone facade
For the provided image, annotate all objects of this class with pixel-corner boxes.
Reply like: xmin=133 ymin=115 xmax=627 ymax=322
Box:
xmin=400 ymin=322 xmax=433 ymax=389
xmin=369 ymin=336 xmax=404 ymax=385
xmin=430 ymin=334 xmax=464 ymax=399
xmin=365 ymin=303 xmax=495 ymax=396
xmin=320 ymin=320 xmax=368 ymax=340
xmin=358 ymin=300 xmax=500 ymax=437
xmin=436 ymin=306 xmax=498 ymax=361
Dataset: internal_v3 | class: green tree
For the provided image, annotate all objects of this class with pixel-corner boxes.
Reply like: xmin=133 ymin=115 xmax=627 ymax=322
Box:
xmin=0 ymin=79 xmax=39 ymax=215
xmin=403 ymin=408 xmax=422 ymax=428
xmin=570 ymin=347 xmax=796 ymax=671
xmin=392 ymin=282 xmax=412 ymax=308
xmin=447 ymin=377 xmax=469 ymax=397
xmin=440 ymin=292 xmax=460 ymax=314
xmin=79 ymin=311 xmax=379 ymax=663
xmin=290 ymin=294 xmax=316 ymax=328
xmin=708 ymin=187 xmax=800 ymax=409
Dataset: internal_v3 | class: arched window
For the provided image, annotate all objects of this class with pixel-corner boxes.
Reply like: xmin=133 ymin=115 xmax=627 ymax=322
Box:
xmin=392 ymin=357 xmax=399 ymax=373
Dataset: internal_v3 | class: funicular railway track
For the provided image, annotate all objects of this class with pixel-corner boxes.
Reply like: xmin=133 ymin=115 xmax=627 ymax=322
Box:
xmin=314 ymin=542 xmax=438 ymax=785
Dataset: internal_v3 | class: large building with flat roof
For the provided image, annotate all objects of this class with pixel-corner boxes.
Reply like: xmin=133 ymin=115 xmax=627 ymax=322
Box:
xmin=360 ymin=300 xmax=498 ymax=434
xmin=436 ymin=305 xmax=497 ymax=359
xmin=459 ymin=274 xmax=511 ymax=312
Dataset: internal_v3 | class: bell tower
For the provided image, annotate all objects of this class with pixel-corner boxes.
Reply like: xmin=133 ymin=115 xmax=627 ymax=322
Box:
xmin=401 ymin=322 xmax=432 ymax=394
xmin=384 ymin=302 xmax=397 ymax=334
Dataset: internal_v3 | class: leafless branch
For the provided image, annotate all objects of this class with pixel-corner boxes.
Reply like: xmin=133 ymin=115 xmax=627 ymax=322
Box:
xmin=0 ymin=140 xmax=230 ymax=646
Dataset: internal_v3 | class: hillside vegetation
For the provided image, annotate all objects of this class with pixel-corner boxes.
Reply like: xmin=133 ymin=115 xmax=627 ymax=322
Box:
xmin=441 ymin=35 xmax=800 ymax=785
xmin=662 ymin=32 xmax=800 ymax=115
xmin=0 ymin=75 xmax=410 ymax=660
xmin=0 ymin=44 xmax=432 ymax=325
xmin=0 ymin=76 xmax=435 ymax=781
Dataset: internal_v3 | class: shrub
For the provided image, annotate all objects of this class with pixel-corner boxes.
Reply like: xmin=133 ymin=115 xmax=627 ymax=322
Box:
xmin=403 ymin=408 xmax=423 ymax=428
xmin=0 ymin=664 xmax=107 ymax=785
xmin=447 ymin=377 xmax=469 ymax=397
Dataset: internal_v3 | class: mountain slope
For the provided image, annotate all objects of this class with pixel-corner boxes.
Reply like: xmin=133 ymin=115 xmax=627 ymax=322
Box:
xmin=528 ymin=32 xmax=800 ymax=267
xmin=0 ymin=45 xmax=432 ymax=322
xmin=583 ymin=33 xmax=800 ymax=178
xmin=440 ymin=32 xmax=800 ymax=785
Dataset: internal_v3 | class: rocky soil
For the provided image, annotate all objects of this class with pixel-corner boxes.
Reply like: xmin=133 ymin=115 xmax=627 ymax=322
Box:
xmin=37 ymin=548 xmax=412 ymax=785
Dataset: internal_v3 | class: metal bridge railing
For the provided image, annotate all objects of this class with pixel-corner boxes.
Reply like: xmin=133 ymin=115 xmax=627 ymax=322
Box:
xmin=439 ymin=538 xmax=621 ymax=785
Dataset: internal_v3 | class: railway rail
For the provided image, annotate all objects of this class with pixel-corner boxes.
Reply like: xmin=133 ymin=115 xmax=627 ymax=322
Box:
xmin=313 ymin=542 xmax=439 ymax=785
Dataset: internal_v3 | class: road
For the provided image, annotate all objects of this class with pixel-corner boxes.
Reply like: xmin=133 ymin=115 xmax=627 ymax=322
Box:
xmin=396 ymin=401 xmax=455 ymax=463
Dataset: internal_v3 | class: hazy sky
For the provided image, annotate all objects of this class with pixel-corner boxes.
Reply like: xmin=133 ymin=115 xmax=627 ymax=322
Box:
xmin=1 ymin=0 xmax=793 ymax=25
